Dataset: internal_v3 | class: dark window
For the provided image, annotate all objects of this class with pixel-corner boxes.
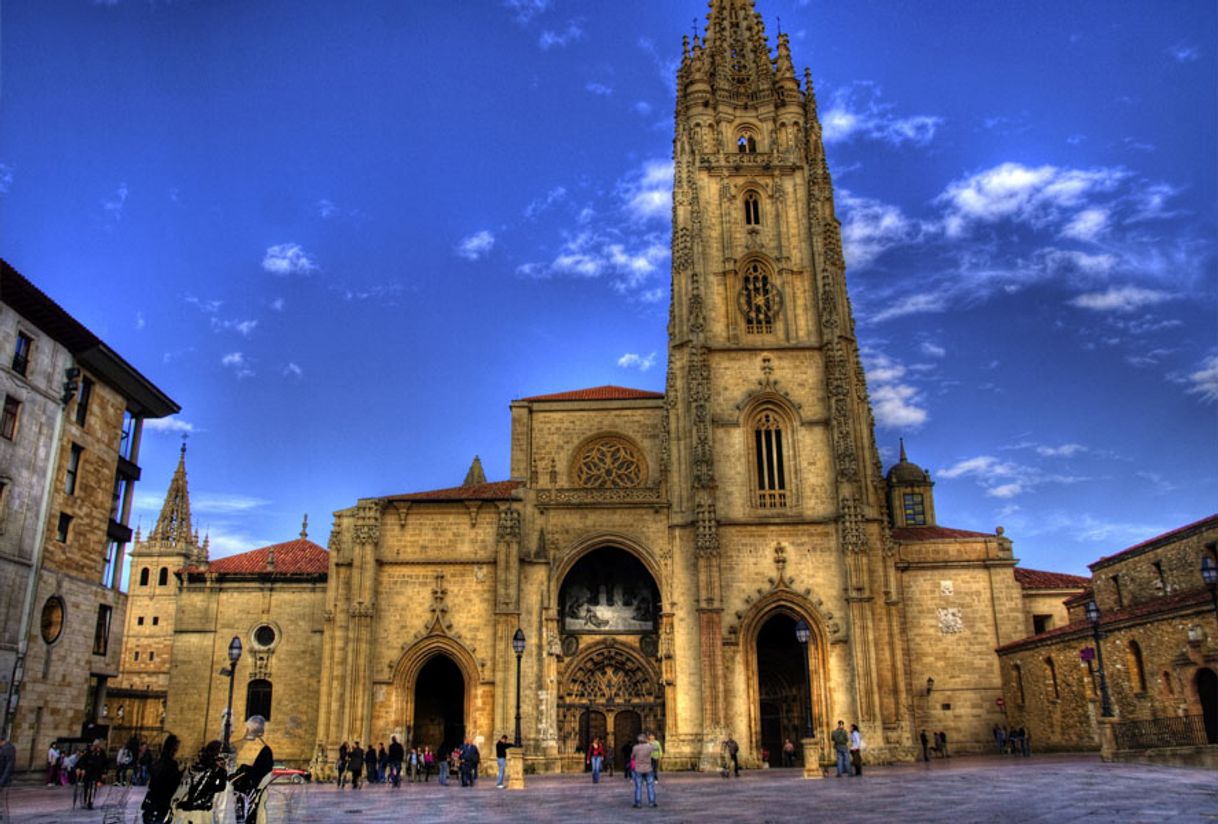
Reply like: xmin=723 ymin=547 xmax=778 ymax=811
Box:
xmin=740 ymin=261 xmax=775 ymax=334
xmin=254 ymin=625 xmax=277 ymax=647
xmin=93 ymin=604 xmax=112 ymax=656
xmin=65 ymin=444 xmax=83 ymax=495
xmin=152 ymin=616 xmax=159 ymax=626
xmin=1032 ymin=614 xmax=1053 ymax=634
xmin=1 ymin=395 xmax=20 ymax=440
xmin=902 ymin=493 xmax=926 ymax=526
xmin=158 ymin=567 xmax=168 ymax=586
xmin=75 ymin=378 xmax=93 ymax=427
xmin=1128 ymin=640 xmax=1147 ymax=693
xmin=737 ymin=134 xmax=757 ymax=153
xmin=118 ymin=410 xmax=139 ymax=462
xmin=1045 ymin=657 xmax=1059 ymax=699
xmin=139 ymin=567 xmax=150 ymax=587
xmin=133 ymin=650 xmax=139 ymax=662
xmin=12 ymin=331 xmax=32 ymax=376
xmin=743 ymin=191 xmax=761 ymax=225
xmin=1013 ymin=664 xmax=1025 ymax=705
xmin=137 ymin=616 xmax=144 ymax=626
xmin=1113 ymin=574 xmax=1124 ymax=608
xmin=148 ymin=651 xmax=155 ymax=662
xmin=246 ymin=679 xmax=273 ymax=721
xmin=101 ymin=540 xmax=121 ymax=588
xmin=1153 ymin=560 xmax=1166 ymax=591
xmin=754 ymin=409 xmax=787 ymax=508
xmin=56 ymin=512 xmax=72 ymax=542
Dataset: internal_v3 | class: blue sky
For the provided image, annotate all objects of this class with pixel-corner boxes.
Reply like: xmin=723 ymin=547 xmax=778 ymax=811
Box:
xmin=1 ymin=0 xmax=1214 ymax=578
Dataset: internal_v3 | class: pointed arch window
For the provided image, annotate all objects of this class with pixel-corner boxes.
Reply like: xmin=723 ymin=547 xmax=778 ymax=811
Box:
xmin=752 ymin=408 xmax=788 ymax=509
xmin=737 ymin=133 xmax=757 ymax=153
xmin=738 ymin=261 xmax=779 ymax=334
xmin=158 ymin=567 xmax=168 ymax=587
xmin=139 ymin=567 xmax=150 ymax=587
xmin=743 ymin=191 xmax=761 ymax=225
xmin=1045 ymin=656 xmax=1059 ymax=700
xmin=1127 ymin=640 xmax=1147 ymax=693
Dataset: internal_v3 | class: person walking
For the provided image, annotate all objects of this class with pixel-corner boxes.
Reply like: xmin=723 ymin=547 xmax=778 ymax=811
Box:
xmin=363 ymin=742 xmax=378 ymax=784
xmin=495 ymin=735 xmax=513 ymax=788
xmin=724 ymin=735 xmax=739 ymax=777
xmin=348 ymin=742 xmax=364 ymax=790
xmin=648 ymin=733 xmax=662 ymax=783
xmin=387 ymin=736 xmax=404 ymax=787
xmin=139 ymin=734 xmax=181 ymax=824
xmin=461 ymin=738 xmax=480 ymax=787
xmin=831 ymin=721 xmax=849 ymax=776
xmin=337 ymin=741 xmax=349 ymax=788
xmin=46 ymin=742 xmax=60 ymax=786
xmin=115 ymin=741 xmax=134 ymax=786
xmin=438 ymin=745 xmax=450 ymax=786
xmin=423 ymin=745 xmax=434 ymax=781
xmin=919 ymin=729 xmax=930 ymax=762
xmin=782 ymin=738 xmax=795 ymax=768
xmin=629 ymin=733 xmax=656 ymax=809
xmin=849 ymin=724 xmax=863 ymax=777
xmin=938 ymin=730 xmax=950 ymax=758
xmin=1 ymin=732 xmax=16 ymax=821
xmin=994 ymin=724 xmax=1006 ymax=754
xmin=80 ymin=740 xmax=107 ymax=809
xmin=377 ymin=743 xmax=388 ymax=784
xmin=588 ymin=737 xmax=605 ymax=783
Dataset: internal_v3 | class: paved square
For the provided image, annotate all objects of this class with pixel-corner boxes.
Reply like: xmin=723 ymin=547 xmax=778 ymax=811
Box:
xmin=4 ymin=755 xmax=1217 ymax=823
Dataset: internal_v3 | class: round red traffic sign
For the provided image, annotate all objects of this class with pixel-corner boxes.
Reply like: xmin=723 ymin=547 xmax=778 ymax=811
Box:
xmin=995 ymin=697 xmax=1006 ymax=707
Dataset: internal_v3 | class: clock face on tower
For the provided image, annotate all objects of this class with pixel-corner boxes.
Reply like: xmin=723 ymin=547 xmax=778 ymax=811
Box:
xmin=40 ymin=596 xmax=65 ymax=644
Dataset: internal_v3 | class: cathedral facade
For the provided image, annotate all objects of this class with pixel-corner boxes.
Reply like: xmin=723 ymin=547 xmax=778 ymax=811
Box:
xmin=116 ymin=0 xmax=1086 ymax=773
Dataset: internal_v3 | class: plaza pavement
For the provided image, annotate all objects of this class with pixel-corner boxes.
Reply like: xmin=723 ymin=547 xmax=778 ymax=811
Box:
xmin=3 ymin=753 xmax=1216 ymax=823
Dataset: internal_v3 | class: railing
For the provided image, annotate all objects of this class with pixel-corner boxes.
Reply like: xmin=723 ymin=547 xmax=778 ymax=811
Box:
xmin=1112 ymin=714 xmax=1209 ymax=750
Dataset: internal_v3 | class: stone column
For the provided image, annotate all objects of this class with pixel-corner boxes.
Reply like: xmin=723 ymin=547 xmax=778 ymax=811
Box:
xmin=801 ymin=738 xmax=823 ymax=779
xmin=1099 ymin=716 xmax=1118 ymax=762
xmin=507 ymin=748 xmax=525 ymax=789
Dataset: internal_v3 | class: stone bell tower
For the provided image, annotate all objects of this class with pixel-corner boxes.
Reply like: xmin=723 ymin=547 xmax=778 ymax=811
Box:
xmin=665 ymin=0 xmax=910 ymax=760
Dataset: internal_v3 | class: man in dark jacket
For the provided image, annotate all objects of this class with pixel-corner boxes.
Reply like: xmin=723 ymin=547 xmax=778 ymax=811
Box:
xmin=363 ymin=743 xmax=378 ymax=784
xmin=387 ymin=736 xmax=404 ymax=787
xmin=348 ymin=742 xmax=364 ymax=790
xmin=459 ymin=738 xmax=480 ymax=787
xmin=0 ymin=733 xmax=17 ymax=789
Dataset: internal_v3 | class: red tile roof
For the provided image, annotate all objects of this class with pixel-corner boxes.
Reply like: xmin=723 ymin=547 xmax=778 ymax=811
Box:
xmin=996 ymin=587 xmax=1214 ymax=652
xmin=1090 ymin=514 xmax=1218 ymax=570
xmin=190 ymin=539 xmax=329 ymax=576
xmin=387 ymin=479 xmax=524 ymax=502
xmin=1013 ymin=567 xmax=1091 ymax=591
xmin=517 ymin=385 xmax=664 ymax=402
xmin=891 ymin=525 xmax=995 ymax=542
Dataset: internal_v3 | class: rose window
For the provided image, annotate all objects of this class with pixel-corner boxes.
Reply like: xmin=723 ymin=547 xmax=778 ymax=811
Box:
xmin=574 ymin=438 xmax=644 ymax=488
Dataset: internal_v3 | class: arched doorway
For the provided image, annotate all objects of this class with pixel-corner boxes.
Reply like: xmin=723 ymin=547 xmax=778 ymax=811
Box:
xmin=756 ymin=613 xmax=809 ymax=766
xmin=413 ymin=654 xmax=465 ymax=754
xmin=1198 ymin=668 xmax=1218 ymax=744
xmin=613 ymin=710 xmax=642 ymax=771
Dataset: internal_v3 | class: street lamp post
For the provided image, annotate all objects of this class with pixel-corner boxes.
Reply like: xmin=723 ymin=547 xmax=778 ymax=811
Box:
xmin=221 ymin=635 xmax=243 ymax=754
xmin=793 ymin=619 xmax=813 ymax=738
xmin=512 ymin=629 xmax=525 ymax=747
xmin=1201 ymin=555 xmax=1218 ymax=619
xmin=1083 ymin=601 xmax=1113 ymax=718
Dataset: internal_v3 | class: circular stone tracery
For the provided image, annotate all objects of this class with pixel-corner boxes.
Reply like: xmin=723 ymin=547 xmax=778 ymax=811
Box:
xmin=574 ymin=437 xmax=645 ymax=488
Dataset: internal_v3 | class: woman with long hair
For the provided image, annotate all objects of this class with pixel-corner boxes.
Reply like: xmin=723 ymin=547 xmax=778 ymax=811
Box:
xmin=140 ymin=734 xmax=182 ymax=824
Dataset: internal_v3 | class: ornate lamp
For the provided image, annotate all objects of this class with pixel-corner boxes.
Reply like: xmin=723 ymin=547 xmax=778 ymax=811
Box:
xmin=793 ymin=619 xmax=813 ymax=738
xmin=222 ymin=635 xmax=243 ymax=753
xmin=1084 ymin=601 xmax=1113 ymax=718
xmin=512 ymin=629 xmax=525 ymax=746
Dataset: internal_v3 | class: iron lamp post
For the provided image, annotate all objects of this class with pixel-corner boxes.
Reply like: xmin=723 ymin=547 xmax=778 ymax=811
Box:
xmin=512 ymin=629 xmax=525 ymax=746
xmin=221 ymin=635 xmax=243 ymax=753
xmin=793 ymin=619 xmax=813 ymax=738
xmin=1084 ymin=600 xmax=1114 ymax=718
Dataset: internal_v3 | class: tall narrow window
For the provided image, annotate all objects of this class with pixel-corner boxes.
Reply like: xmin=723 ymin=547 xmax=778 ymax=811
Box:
xmin=93 ymin=604 xmax=112 ymax=656
xmin=753 ymin=409 xmax=787 ymax=508
xmin=1045 ymin=656 xmax=1059 ymax=699
xmin=246 ymin=679 xmax=273 ymax=721
xmin=56 ymin=513 xmax=73 ymax=542
xmin=1112 ymin=574 xmax=1124 ymax=608
xmin=902 ymin=493 xmax=926 ymax=525
xmin=1128 ymin=640 xmax=1147 ymax=693
xmin=75 ymin=378 xmax=93 ymax=427
xmin=743 ymin=191 xmax=761 ymax=225
xmin=12 ymin=332 xmax=32 ymax=376
xmin=65 ymin=444 xmax=83 ymax=495
xmin=739 ymin=261 xmax=776 ymax=334
xmin=737 ymin=134 xmax=757 ymax=153
xmin=1013 ymin=663 xmax=1025 ymax=705
xmin=101 ymin=541 xmax=121 ymax=588
xmin=1152 ymin=560 xmax=1166 ymax=591
xmin=1 ymin=396 xmax=20 ymax=440
xmin=158 ymin=567 xmax=168 ymax=586
xmin=139 ymin=567 xmax=150 ymax=587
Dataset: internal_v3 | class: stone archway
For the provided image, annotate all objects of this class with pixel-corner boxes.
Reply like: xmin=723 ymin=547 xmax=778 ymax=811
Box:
xmin=412 ymin=654 xmax=465 ymax=754
xmin=389 ymin=636 xmax=480 ymax=751
xmin=557 ymin=642 xmax=663 ymax=770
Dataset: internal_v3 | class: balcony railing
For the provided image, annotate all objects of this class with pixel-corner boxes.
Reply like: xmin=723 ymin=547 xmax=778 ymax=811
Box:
xmin=1112 ymin=714 xmax=1210 ymax=750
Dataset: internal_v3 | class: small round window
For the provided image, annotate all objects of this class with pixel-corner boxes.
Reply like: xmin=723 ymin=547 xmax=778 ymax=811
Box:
xmin=253 ymin=625 xmax=277 ymax=648
xmin=41 ymin=596 xmax=65 ymax=645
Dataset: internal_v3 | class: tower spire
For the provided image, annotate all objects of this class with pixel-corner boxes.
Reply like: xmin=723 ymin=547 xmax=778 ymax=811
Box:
xmin=150 ymin=440 xmax=194 ymax=546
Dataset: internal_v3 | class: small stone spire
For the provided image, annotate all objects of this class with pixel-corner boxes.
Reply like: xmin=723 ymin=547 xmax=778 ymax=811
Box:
xmin=150 ymin=441 xmax=194 ymax=546
xmin=266 ymin=544 xmax=275 ymax=570
xmin=300 ymin=513 xmax=309 ymax=540
xmin=199 ymin=531 xmax=210 ymax=564
xmin=463 ymin=456 xmax=487 ymax=487
xmin=899 ymin=437 xmax=908 ymax=463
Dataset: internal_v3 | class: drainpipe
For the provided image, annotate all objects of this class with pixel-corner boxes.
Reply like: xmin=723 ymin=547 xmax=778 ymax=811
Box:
xmin=3 ymin=364 xmax=79 ymax=741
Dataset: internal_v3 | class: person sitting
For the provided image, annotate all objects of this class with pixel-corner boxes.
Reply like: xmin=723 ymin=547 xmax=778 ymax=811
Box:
xmin=230 ymin=716 xmax=273 ymax=823
xmin=169 ymin=740 xmax=228 ymax=823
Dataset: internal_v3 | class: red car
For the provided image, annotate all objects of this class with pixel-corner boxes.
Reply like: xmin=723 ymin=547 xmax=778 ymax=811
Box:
xmin=270 ymin=766 xmax=311 ymax=784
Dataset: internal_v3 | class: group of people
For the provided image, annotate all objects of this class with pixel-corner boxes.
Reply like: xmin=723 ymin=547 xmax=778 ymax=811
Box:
xmin=831 ymin=721 xmax=866 ymax=776
xmin=918 ymin=729 xmax=951 ymax=761
xmin=994 ymin=724 xmax=1032 ymax=756
xmin=136 ymin=715 xmax=274 ymax=824
xmin=335 ymin=737 xmax=485 ymax=789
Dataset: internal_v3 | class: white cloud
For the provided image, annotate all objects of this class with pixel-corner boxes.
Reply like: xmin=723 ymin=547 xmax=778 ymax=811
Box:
xmin=192 ymin=493 xmax=271 ymax=514
xmin=0 ymin=163 xmax=12 ymax=194
xmin=103 ymin=183 xmax=129 ymax=222
xmin=143 ymin=416 xmax=195 ymax=434
xmin=987 ymin=483 xmax=1024 ymax=499
xmin=618 ymin=159 xmax=672 ymax=223
xmin=586 ymin=82 xmax=613 ymax=96
xmin=283 ymin=362 xmax=303 ymax=378
xmin=939 ymin=455 xmax=1008 ymax=479
xmin=262 ymin=243 xmax=318 ymax=275
xmin=270 ymin=297 xmax=285 ymax=312
xmin=1035 ymin=443 xmax=1086 ymax=457
xmin=1167 ymin=43 xmax=1199 ymax=62
xmin=919 ymin=342 xmax=946 ymax=358
xmin=1060 ymin=207 xmax=1109 ymax=241
xmin=504 ymin=0 xmax=549 ymax=23
xmin=1068 ymin=286 xmax=1173 ymax=313
xmin=1184 ymin=355 xmax=1218 ymax=403
xmin=317 ymin=199 xmax=338 ymax=218
xmin=821 ymin=82 xmax=942 ymax=147
xmin=456 ymin=230 xmax=496 ymax=261
xmin=539 ymin=22 xmax=583 ymax=50
xmin=839 ymin=190 xmax=917 ymax=268
xmin=633 ymin=101 xmax=652 ymax=116
xmin=863 ymin=351 xmax=928 ymax=429
xmin=211 ymin=317 xmax=259 ymax=337
xmin=870 ymin=293 xmax=948 ymax=323
xmin=185 ymin=295 xmax=222 ymax=313
xmin=525 ymin=186 xmax=567 ymax=218
xmin=135 ymin=311 xmax=145 ymax=331
xmin=220 ymin=352 xmax=254 ymax=379
xmin=617 ymin=352 xmax=657 ymax=371
xmin=938 ymin=453 xmax=1088 ymax=499
xmin=517 ymin=229 xmax=669 ymax=297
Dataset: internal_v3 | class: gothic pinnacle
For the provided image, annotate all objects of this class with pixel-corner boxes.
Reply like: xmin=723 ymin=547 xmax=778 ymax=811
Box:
xmin=300 ymin=513 xmax=309 ymax=540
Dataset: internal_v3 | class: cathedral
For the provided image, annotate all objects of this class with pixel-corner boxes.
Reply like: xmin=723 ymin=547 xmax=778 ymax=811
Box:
xmin=112 ymin=0 xmax=1087 ymax=773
